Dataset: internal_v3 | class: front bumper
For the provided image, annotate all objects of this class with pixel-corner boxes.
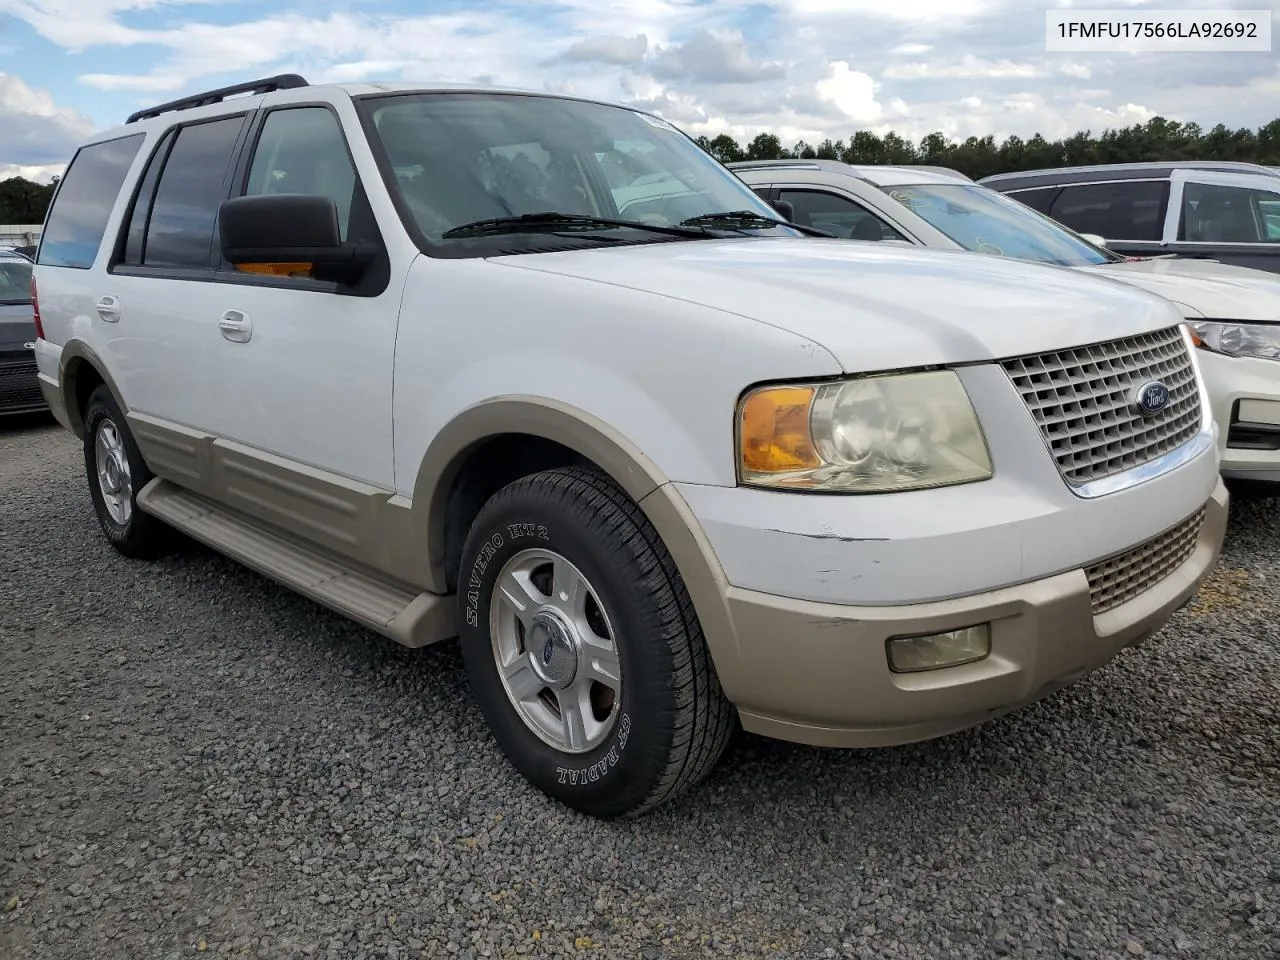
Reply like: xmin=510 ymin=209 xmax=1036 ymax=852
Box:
xmin=716 ymin=479 xmax=1228 ymax=748
xmin=1197 ymin=350 xmax=1280 ymax=484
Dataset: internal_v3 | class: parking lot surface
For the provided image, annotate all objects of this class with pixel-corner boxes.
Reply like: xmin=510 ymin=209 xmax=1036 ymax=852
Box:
xmin=1 ymin=416 xmax=1277 ymax=960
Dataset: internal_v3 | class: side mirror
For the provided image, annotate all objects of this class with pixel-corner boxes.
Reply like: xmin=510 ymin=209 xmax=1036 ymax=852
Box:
xmin=218 ymin=194 xmax=375 ymax=284
xmin=1080 ymin=232 xmax=1108 ymax=248
xmin=771 ymin=199 xmax=796 ymax=222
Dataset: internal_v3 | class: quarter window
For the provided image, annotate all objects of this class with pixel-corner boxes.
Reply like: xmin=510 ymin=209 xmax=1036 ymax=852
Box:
xmin=1046 ymin=180 xmax=1170 ymax=242
xmin=777 ymin=188 xmax=908 ymax=241
xmin=37 ymin=134 xmax=145 ymax=269
xmin=1179 ymin=181 xmax=1280 ymax=243
xmin=143 ymin=116 xmax=245 ymax=269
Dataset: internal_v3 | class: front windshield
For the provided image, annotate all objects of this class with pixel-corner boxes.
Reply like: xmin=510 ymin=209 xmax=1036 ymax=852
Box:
xmin=362 ymin=92 xmax=788 ymax=250
xmin=882 ymin=183 xmax=1122 ymax=267
xmin=0 ymin=259 xmax=32 ymax=303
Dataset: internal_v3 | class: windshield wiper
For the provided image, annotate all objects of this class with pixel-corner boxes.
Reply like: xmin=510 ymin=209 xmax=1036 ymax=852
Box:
xmin=441 ymin=212 xmax=711 ymax=240
xmin=679 ymin=210 xmax=835 ymax=238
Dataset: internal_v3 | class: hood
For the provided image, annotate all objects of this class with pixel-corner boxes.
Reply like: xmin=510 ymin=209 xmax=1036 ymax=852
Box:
xmin=0 ymin=301 xmax=36 ymax=353
xmin=493 ymin=237 xmax=1186 ymax=371
xmin=1084 ymin=257 xmax=1280 ymax=321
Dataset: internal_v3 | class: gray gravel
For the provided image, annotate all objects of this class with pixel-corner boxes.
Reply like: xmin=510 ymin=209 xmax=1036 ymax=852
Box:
xmin=2 ymin=415 xmax=1278 ymax=960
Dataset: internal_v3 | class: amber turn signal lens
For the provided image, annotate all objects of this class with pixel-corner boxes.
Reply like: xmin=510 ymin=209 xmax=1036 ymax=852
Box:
xmin=739 ymin=386 xmax=820 ymax=473
xmin=1184 ymin=323 xmax=1204 ymax=347
xmin=235 ymin=262 xmax=313 ymax=277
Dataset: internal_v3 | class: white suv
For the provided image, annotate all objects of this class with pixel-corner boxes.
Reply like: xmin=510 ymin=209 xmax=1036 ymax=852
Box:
xmin=31 ymin=75 xmax=1227 ymax=818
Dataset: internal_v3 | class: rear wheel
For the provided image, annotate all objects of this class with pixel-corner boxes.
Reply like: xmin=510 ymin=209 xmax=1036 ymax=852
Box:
xmin=456 ymin=465 xmax=735 ymax=818
xmin=82 ymin=385 xmax=171 ymax=559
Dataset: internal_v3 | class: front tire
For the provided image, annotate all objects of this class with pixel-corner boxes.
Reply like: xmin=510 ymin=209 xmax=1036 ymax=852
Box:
xmin=82 ymin=385 xmax=171 ymax=559
xmin=456 ymin=465 xmax=735 ymax=818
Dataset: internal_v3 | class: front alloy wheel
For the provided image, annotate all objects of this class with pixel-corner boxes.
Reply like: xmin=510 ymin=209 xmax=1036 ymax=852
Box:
xmin=490 ymin=547 xmax=622 ymax=754
xmin=456 ymin=465 xmax=735 ymax=819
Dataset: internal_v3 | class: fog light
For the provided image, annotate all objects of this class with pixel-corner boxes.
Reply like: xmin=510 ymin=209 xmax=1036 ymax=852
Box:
xmin=887 ymin=624 xmax=991 ymax=673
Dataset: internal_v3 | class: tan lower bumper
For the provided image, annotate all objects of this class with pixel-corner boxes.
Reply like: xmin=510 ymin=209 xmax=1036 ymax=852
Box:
xmin=721 ymin=479 xmax=1229 ymax=749
xmin=38 ymin=373 xmax=72 ymax=432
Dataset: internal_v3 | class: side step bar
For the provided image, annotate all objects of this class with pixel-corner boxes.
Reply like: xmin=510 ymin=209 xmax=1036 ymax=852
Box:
xmin=136 ymin=479 xmax=456 ymax=648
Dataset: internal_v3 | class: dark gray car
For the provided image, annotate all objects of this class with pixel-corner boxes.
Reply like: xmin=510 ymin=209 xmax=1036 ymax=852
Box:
xmin=0 ymin=250 xmax=44 ymax=416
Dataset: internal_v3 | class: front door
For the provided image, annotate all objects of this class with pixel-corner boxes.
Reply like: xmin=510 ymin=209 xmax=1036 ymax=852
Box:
xmin=202 ymin=102 xmax=406 ymax=491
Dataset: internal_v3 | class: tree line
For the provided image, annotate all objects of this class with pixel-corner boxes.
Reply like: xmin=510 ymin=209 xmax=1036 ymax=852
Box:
xmin=697 ymin=116 xmax=1280 ymax=179
xmin=0 ymin=176 xmax=57 ymax=224
xmin=4 ymin=115 xmax=1280 ymax=223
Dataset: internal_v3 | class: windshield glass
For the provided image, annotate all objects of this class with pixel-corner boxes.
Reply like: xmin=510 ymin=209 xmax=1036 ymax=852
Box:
xmin=0 ymin=259 xmax=32 ymax=303
xmin=881 ymin=183 xmax=1121 ymax=267
xmin=362 ymin=92 xmax=789 ymax=251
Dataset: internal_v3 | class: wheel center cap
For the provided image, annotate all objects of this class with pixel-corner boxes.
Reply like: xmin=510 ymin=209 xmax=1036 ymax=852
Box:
xmin=527 ymin=611 xmax=578 ymax=690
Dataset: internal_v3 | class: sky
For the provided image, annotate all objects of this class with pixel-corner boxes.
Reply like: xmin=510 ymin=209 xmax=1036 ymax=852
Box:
xmin=1 ymin=0 xmax=1279 ymax=183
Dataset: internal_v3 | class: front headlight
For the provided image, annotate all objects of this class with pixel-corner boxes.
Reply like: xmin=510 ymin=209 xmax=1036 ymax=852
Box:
xmin=737 ymin=370 xmax=993 ymax=492
xmin=1188 ymin=321 xmax=1280 ymax=361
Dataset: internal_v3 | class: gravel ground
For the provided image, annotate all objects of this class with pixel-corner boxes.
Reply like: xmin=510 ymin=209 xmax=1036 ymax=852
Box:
xmin=1 ymin=414 xmax=1277 ymax=960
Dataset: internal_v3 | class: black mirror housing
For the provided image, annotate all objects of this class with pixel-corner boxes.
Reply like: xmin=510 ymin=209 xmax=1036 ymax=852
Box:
xmin=771 ymin=199 xmax=795 ymax=223
xmin=218 ymin=194 xmax=374 ymax=284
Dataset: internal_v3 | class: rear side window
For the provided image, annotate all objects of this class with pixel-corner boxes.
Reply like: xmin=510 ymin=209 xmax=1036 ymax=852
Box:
xmin=1179 ymin=181 xmax=1280 ymax=243
xmin=37 ymin=133 xmax=145 ymax=269
xmin=1047 ymin=180 xmax=1170 ymax=241
xmin=143 ymin=116 xmax=246 ymax=269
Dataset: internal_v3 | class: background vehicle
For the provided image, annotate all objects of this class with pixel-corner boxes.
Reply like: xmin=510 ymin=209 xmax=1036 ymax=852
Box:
xmin=731 ymin=159 xmax=1280 ymax=488
xmin=31 ymin=76 xmax=1227 ymax=819
xmin=977 ymin=162 xmax=1280 ymax=274
xmin=0 ymin=247 xmax=43 ymax=416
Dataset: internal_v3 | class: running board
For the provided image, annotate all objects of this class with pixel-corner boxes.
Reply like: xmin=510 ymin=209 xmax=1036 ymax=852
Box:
xmin=136 ymin=479 xmax=455 ymax=648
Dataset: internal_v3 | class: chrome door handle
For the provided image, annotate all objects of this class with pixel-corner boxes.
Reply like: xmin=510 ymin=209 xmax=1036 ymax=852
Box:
xmin=96 ymin=295 xmax=121 ymax=323
xmin=219 ymin=310 xmax=253 ymax=343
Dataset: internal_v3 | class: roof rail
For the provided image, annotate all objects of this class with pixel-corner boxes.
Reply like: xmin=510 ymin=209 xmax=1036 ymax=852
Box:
xmin=125 ymin=74 xmax=310 ymax=124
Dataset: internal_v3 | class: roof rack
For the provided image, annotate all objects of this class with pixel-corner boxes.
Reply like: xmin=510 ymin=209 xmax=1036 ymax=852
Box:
xmin=125 ymin=74 xmax=310 ymax=124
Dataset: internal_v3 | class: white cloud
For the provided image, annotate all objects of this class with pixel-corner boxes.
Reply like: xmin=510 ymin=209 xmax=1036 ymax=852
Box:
xmin=815 ymin=61 xmax=883 ymax=123
xmin=2 ymin=0 xmax=1278 ymax=178
xmin=0 ymin=73 xmax=96 ymax=177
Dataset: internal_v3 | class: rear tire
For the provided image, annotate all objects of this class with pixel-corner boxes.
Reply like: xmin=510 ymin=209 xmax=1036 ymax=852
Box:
xmin=82 ymin=385 xmax=171 ymax=560
xmin=456 ymin=465 xmax=735 ymax=818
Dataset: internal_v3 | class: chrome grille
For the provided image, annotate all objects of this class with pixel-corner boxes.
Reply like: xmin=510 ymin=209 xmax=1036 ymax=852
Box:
xmin=1085 ymin=507 xmax=1206 ymax=616
xmin=1001 ymin=326 xmax=1202 ymax=487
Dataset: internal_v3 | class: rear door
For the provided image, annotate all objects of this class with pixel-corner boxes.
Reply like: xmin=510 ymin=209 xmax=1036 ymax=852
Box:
xmin=1164 ymin=169 xmax=1280 ymax=274
xmin=103 ymin=112 xmax=252 ymax=436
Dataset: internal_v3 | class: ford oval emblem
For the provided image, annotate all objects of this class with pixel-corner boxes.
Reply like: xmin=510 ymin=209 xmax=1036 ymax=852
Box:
xmin=23 ymin=341 xmax=36 ymax=351
xmin=1132 ymin=380 xmax=1171 ymax=417
xmin=542 ymin=636 xmax=556 ymax=665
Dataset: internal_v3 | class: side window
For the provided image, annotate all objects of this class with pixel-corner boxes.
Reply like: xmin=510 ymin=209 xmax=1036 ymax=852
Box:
xmin=143 ymin=116 xmax=245 ymax=269
xmin=1179 ymin=181 xmax=1280 ymax=244
xmin=1047 ymin=180 xmax=1170 ymax=241
xmin=778 ymin=188 xmax=909 ymax=242
xmin=1004 ymin=187 xmax=1057 ymax=213
xmin=243 ymin=107 xmax=357 ymax=239
xmin=37 ymin=133 xmax=145 ymax=269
